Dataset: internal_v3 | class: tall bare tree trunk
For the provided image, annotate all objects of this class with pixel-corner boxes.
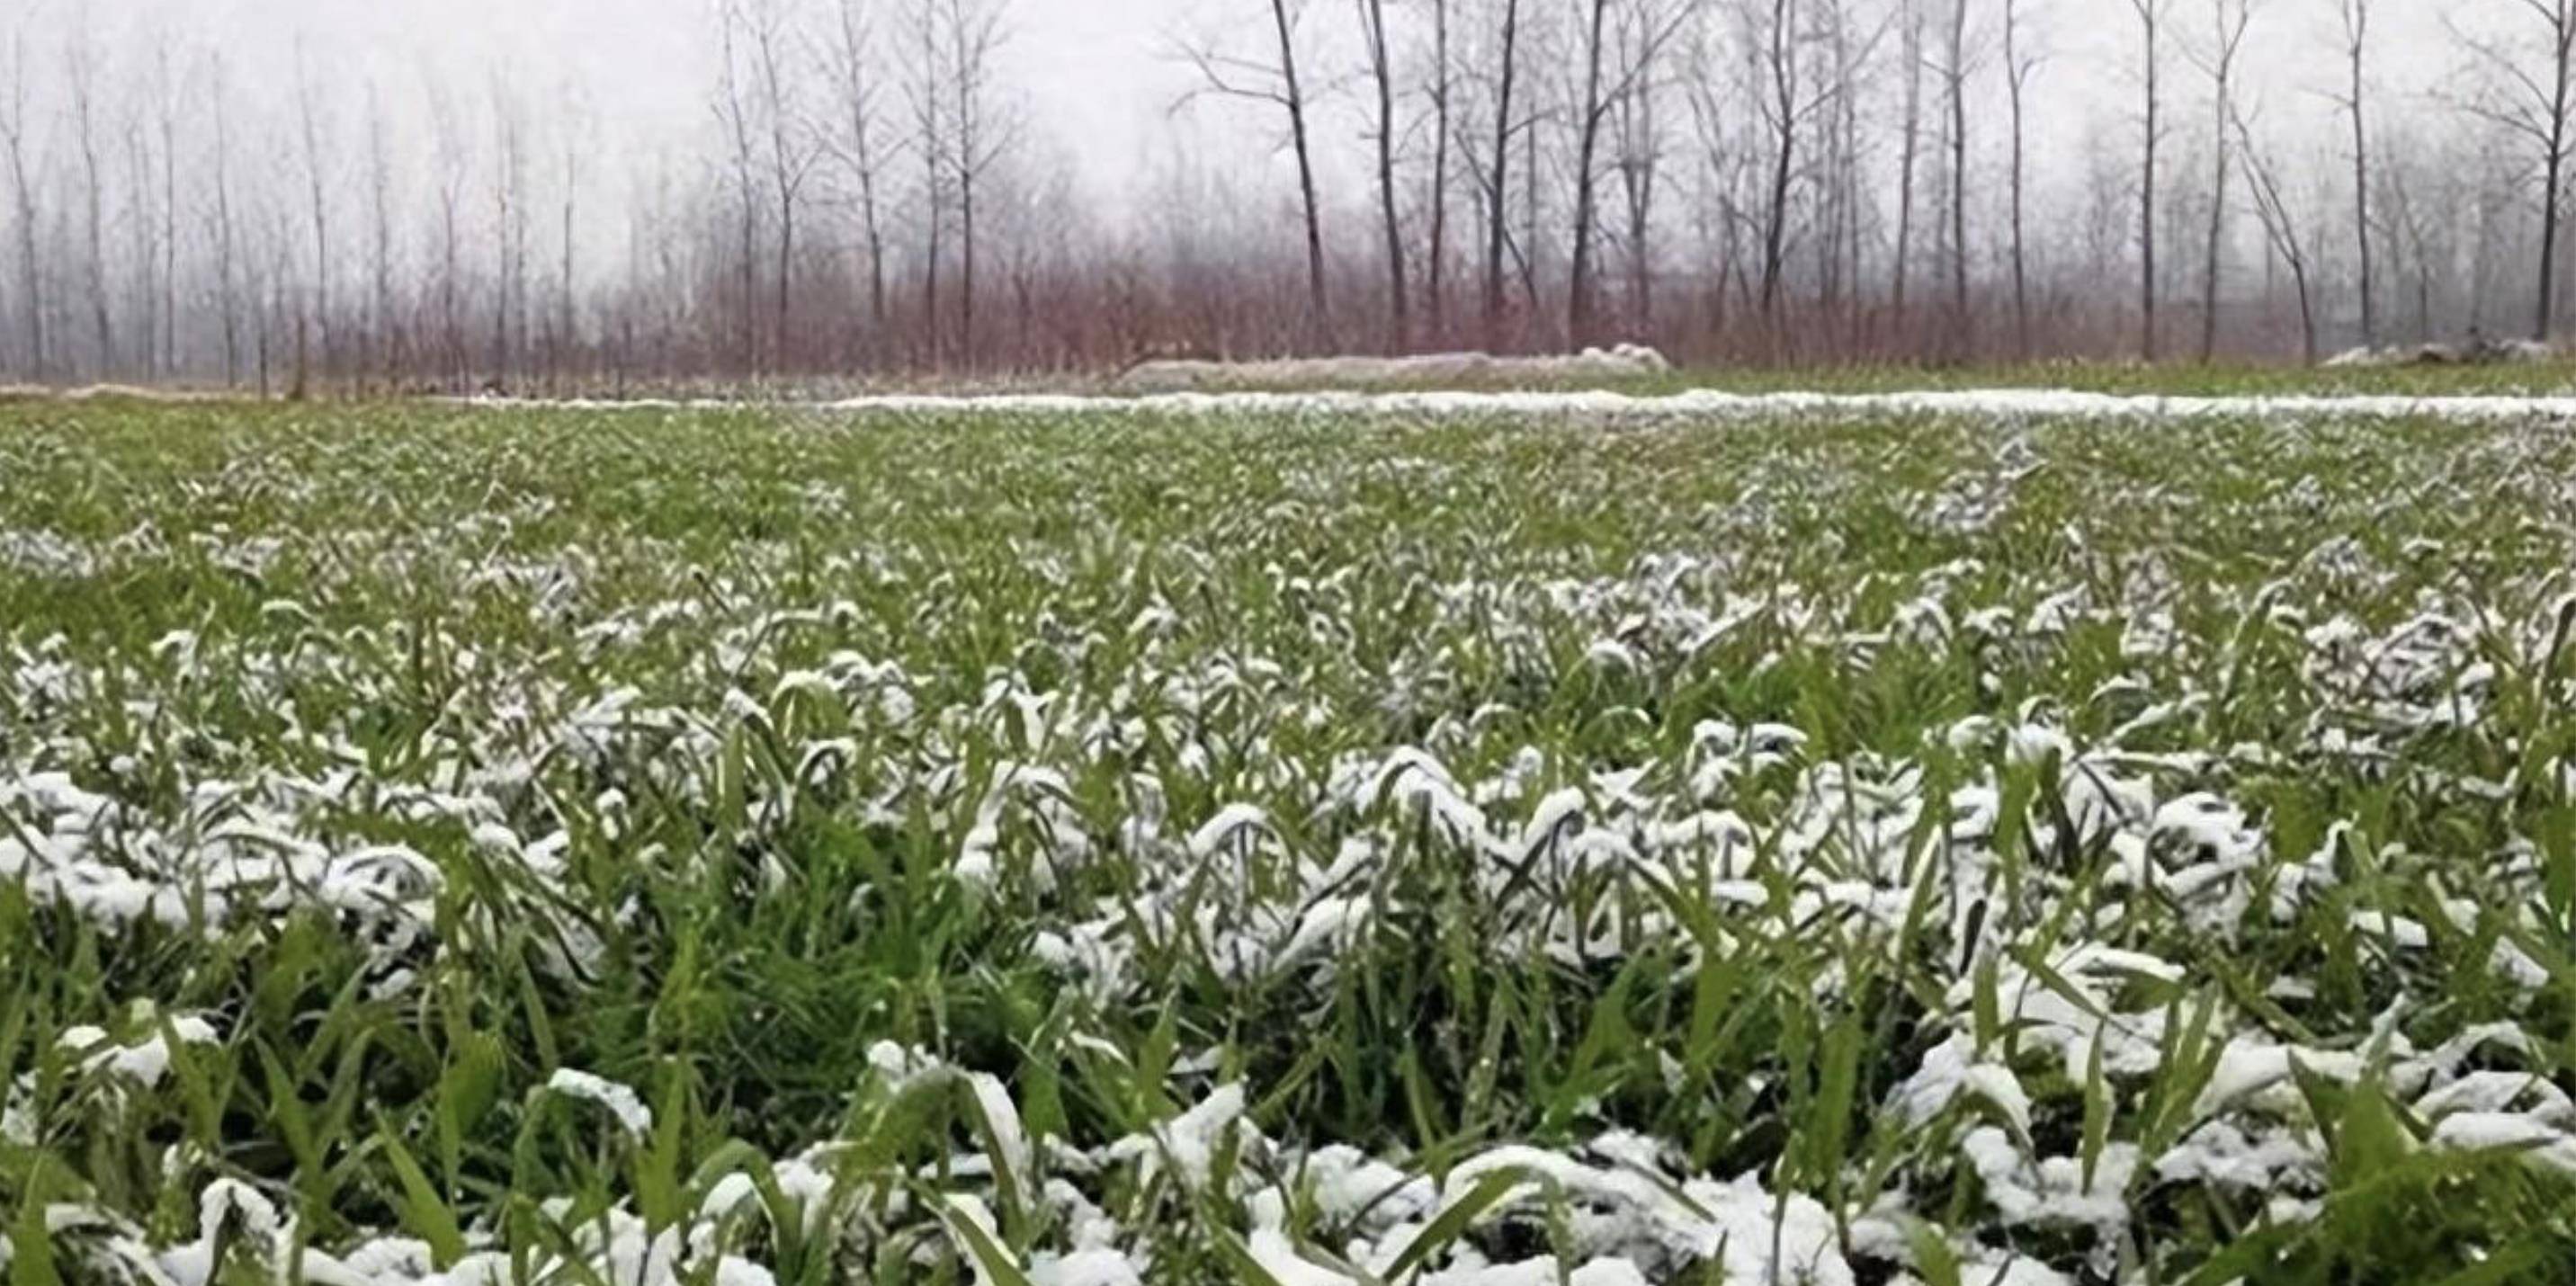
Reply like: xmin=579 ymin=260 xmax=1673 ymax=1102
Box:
xmin=1269 ymin=0 xmax=1329 ymax=338
xmin=2340 ymin=0 xmax=2374 ymax=348
xmin=1485 ymin=0 xmax=1523 ymax=344
xmin=775 ymin=203 xmax=793 ymax=371
xmin=255 ymin=222 xmax=276 ymax=397
xmin=1569 ymin=0 xmax=1613 ymax=348
xmin=127 ymin=122 xmax=158 ymax=381
xmin=862 ymin=147 xmax=889 ymax=335
xmin=1 ymin=38 xmax=46 ymax=381
xmin=157 ymin=43 xmax=178 ymax=378
xmin=907 ymin=2 xmax=947 ymax=371
xmin=1519 ymin=100 xmax=1542 ymax=324
xmin=916 ymin=1 xmax=945 ymax=369
xmin=428 ymin=81 xmax=462 ymax=390
xmin=834 ymin=0 xmax=891 ymax=341
xmin=2537 ymin=3 xmax=2575 ymax=342
xmin=1814 ymin=0 xmax=1850 ymax=327
xmin=957 ymin=76 xmax=976 ymax=361
xmin=1614 ymin=6 xmax=1669 ymax=335
xmin=1361 ymin=0 xmax=1408 ymax=352
xmin=297 ymin=50 xmax=333 ymax=389
xmin=951 ymin=2 xmax=981 ymax=363
xmin=1427 ymin=0 xmax=1453 ymax=342
xmin=2236 ymin=106 xmax=2314 ymax=363
xmin=1579 ymin=0 xmax=1686 ymax=344
xmin=2004 ymin=0 xmax=2034 ymax=358
xmin=1893 ymin=0 xmax=1921 ymax=328
xmin=492 ymin=82 xmax=528 ymax=389
xmin=2197 ymin=0 xmax=2248 ymax=364
xmin=72 ymin=38 xmax=115 ymax=376
xmin=255 ymin=219 xmax=277 ymax=397
xmin=1758 ymin=0 xmax=1798 ymax=321
xmin=210 ymin=65 xmax=240 ymax=387
xmin=717 ymin=8 xmax=763 ymax=376
xmin=1944 ymin=0 xmax=1970 ymax=358
xmin=2446 ymin=22 xmax=2569 ymax=344
xmin=371 ymin=94 xmax=397 ymax=392
xmin=560 ymin=122 xmax=579 ymax=391
xmin=2132 ymin=0 xmax=2164 ymax=361
xmin=747 ymin=0 xmax=816 ymax=373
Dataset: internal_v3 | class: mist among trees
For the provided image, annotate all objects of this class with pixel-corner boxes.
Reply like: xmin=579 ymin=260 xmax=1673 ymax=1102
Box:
xmin=0 ymin=0 xmax=2563 ymax=391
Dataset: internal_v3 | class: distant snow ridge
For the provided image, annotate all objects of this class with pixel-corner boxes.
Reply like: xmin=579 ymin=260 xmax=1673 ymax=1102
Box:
xmin=2323 ymin=336 xmax=2558 ymax=368
xmin=1113 ymin=344 xmax=1672 ymax=393
xmin=478 ymin=385 xmax=2576 ymax=423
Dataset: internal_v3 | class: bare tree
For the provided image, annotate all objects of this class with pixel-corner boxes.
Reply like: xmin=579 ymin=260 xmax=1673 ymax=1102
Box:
xmin=2192 ymin=0 xmax=2250 ymax=363
xmin=208 ymin=58 xmax=242 ymax=387
xmin=2234 ymin=104 xmax=2315 ymax=363
xmin=0 ymin=33 xmax=44 ymax=380
xmin=295 ymin=46 xmax=334 ymax=385
xmin=153 ymin=40 xmax=178 ymax=377
xmin=1892 ymin=0 xmax=1926 ymax=326
xmin=828 ymin=0 xmax=894 ymax=338
xmin=1568 ymin=0 xmax=1690 ymax=346
xmin=369 ymin=89 xmax=396 ymax=390
xmin=125 ymin=92 xmax=159 ymax=380
xmin=2453 ymin=0 xmax=2575 ymax=340
xmin=2335 ymin=0 xmax=2373 ymax=347
xmin=1485 ymin=0 xmax=1525 ymax=342
xmin=1939 ymin=0 xmax=1973 ymax=353
xmin=1817 ymin=63 xmax=1858 ymax=321
xmin=6 ymin=0 xmax=2561 ymax=386
xmin=1611 ymin=0 xmax=1682 ymax=330
xmin=427 ymin=75 xmax=468 ymax=389
xmin=1182 ymin=0 xmax=1330 ymax=338
xmin=741 ymin=0 xmax=824 ymax=371
xmin=1425 ymin=0 xmax=1454 ymax=339
xmin=908 ymin=0 xmax=948 ymax=366
xmin=1569 ymin=0 xmax=1614 ymax=345
xmin=1817 ymin=0 xmax=1863 ymax=332
xmin=2003 ymin=0 xmax=2040 ymax=357
xmin=1753 ymin=0 xmax=1802 ymax=319
xmin=2128 ymin=0 xmax=2169 ymax=361
xmin=2377 ymin=138 xmax=2439 ymax=343
xmin=557 ymin=94 xmax=586 ymax=389
xmin=70 ymin=30 xmax=114 ymax=375
xmin=941 ymin=0 xmax=1015 ymax=361
xmin=715 ymin=9 xmax=765 ymax=372
xmin=1515 ymin=66 xmax=1541 ymax=326
xmin=1360 ymin=0 xmax=1409 ymax=351
xmin=1683 ymin=18 xmax=1748 ymax=335
xmin=254 ymin=200 xmax=291 ymax=397
xmin=491 ymin=77 xmax=530 ymax=388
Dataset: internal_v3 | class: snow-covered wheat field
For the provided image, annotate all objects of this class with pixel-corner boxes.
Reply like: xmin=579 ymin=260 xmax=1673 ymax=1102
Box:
xmin=6 ymin=397 xmax=2576 ymax=1283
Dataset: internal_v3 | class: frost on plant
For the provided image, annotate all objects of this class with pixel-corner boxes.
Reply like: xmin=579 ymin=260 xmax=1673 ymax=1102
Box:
xmin=4 ymin=401 xmax=2575 ymax=1282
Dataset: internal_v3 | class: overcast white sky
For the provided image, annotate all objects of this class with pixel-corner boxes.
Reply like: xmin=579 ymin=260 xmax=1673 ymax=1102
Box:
xmin=5 ymin=0 xmax=2478 ymax=228
xmin=29 ymin=0 xmax=1213 ymax=198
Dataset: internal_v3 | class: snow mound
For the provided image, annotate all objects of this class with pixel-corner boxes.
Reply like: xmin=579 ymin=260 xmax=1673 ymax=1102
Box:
xmin=2324 ymin=337 xmax=2560 ymax=368
xmin=1114 ymin=345 xmax=1671 ymax=393
xmin=471 ymin=385 xmax=2576 ymax=424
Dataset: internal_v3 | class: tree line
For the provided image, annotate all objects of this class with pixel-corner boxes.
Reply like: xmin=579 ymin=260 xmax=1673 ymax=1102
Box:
xmin=0 ymin=0 xmax=2569 ymax=391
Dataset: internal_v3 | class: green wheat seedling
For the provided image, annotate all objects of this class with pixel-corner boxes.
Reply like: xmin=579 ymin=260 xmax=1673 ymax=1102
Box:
xmin=2 ymin=398 xmax=2573 ymax=1284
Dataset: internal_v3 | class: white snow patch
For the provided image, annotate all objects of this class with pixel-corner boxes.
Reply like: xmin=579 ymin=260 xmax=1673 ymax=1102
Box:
xmin=545 ymin=1068 xmax=654 ymax=1138
xmin=468 ymin=386 xmax=2576 ymax=425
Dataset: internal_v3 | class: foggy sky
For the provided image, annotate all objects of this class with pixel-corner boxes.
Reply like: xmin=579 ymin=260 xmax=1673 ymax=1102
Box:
xmin=0 ymin=0 xmax=2488 ymax=238
xmin=17 ymin=0 xmax=1214 ymax=201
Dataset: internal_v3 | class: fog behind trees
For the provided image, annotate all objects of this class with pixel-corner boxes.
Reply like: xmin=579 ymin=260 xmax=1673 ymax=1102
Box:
xmin=0 ymin=0 xmax=2555 ymax=390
